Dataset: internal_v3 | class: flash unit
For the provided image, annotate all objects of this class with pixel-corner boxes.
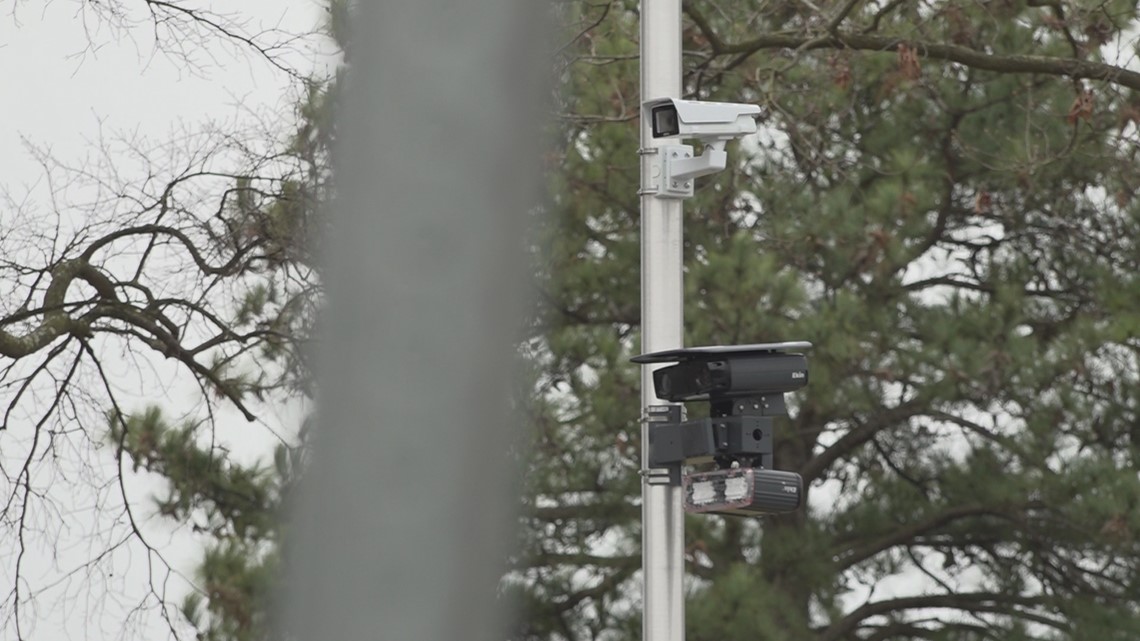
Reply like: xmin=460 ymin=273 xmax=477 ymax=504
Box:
xmin=684 ymin=468 xmax=802 ymax=516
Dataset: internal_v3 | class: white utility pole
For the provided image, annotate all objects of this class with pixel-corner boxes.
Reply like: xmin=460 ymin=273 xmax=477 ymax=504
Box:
xmin=639 ymin=1 xmax=685 ymax=641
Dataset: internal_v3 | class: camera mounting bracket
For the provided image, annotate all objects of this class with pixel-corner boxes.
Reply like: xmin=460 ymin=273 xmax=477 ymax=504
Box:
xmin=654 ymin=143 xmax=728 ymax=199
xmin=646 ymin=396 xmax=777 ymax=472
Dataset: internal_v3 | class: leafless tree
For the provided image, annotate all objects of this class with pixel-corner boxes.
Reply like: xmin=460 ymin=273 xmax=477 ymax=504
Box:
xmin=0 ymin=3 xmax=330 ymax=637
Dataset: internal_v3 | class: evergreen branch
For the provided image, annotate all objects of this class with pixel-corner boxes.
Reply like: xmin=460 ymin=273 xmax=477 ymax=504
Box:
xmin=860 ymin=620 xmax=994 ymax=641
xmin=558 ymin=567 xmax=635 ymax=611
xmin=516 ymin=552 xmax=638 ymax=570
xmin=799 ymin=399 xmax=926 ymax=484
xmin=863 ymin=0 xmax=908 ymax=33
xmin=819 ymin=592 xmax=1065 ymax=641
xmin=679 ymin=14 xmax=1140 ymax=91
xmin=827 ymin=0 xmax=864 ymax=34
xmin=528 ymin=504 xmax=632 ymax=521
xmin=902 ymin=276 xmax=993 ymax=293
xmin=555 ymin=1 xmax=613 ymax=57
xmin=905 ymin=547 xmax=958 ymax=597
xmin=834 ymin=503 xmax=1018 ymax=569
xmin=683 ymin=2 xmax=727 ymax=54
xmin=926 ymin=410 xmax=1018 ymax=450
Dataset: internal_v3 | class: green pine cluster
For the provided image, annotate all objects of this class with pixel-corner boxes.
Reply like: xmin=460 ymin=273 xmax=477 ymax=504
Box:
xmin=107 ymin=405 xmax=302 ymax=641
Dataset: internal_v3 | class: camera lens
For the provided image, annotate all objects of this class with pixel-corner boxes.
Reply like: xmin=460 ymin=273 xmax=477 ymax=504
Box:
xmin=652 ymin=105 xmax=680 ymax=137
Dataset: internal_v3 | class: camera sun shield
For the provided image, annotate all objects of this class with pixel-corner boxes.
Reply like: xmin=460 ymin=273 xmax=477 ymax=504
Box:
xmin=643 ymin=98 xmax=761 ymax=141
xmin=651 ymin=353 xmax=808 ymax=402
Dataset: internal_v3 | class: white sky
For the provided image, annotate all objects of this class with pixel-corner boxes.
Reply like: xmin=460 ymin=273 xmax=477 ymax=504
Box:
xmin=1 ymin=2 xmax=325 ymax=639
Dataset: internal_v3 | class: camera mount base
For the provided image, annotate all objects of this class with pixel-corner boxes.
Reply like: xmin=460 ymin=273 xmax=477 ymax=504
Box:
xmin=647 ymin=397 xmax=775 ymax=472
xmin=654 ymin=143 xmax=728 ymax=199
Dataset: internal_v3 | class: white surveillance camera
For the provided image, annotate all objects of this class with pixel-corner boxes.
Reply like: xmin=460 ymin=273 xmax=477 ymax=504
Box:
xmin=644 ymin=98 xmax=760 ymax=142
xmin=641 ymin=98 xmax=761 ymax=199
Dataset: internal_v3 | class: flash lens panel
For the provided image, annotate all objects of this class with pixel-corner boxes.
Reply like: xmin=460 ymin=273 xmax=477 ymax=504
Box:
xmin=724 ymin=476 xmax=749 ymax=502
xmin=690 ymin=480 xmax=716 ymax=505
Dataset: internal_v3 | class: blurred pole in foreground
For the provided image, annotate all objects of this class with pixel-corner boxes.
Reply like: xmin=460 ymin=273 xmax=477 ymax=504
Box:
xmin=278 ymin=2 xmax=547 ymax=639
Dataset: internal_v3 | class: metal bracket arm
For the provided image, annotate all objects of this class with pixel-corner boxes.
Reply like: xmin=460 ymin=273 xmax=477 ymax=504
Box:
xmin=655 ymin=141 xmax=728 ymax=199
xmin=667 ymin=143 xmax=727 ymax=181
xmin=648 ymin=415 xmax=774 ymax=469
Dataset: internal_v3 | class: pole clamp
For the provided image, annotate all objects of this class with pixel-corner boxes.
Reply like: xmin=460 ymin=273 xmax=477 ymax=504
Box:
xmin=642 ymin=404 xmax=684 ymax=486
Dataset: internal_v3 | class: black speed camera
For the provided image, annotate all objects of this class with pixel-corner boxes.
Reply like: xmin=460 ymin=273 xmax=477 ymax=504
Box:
xmin=632 ymin=342 xmax=812 ymax=517
xmin=632 ymin=341 xmax=811 ymax=410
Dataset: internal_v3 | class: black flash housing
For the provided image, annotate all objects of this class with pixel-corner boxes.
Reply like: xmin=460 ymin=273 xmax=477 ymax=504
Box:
xmin=684 ymin=468 xmax=803 ymax=516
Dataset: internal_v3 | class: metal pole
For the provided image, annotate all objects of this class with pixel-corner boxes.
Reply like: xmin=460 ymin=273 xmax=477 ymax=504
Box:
xmin=639 ymin=1 xmax=685 ymax=641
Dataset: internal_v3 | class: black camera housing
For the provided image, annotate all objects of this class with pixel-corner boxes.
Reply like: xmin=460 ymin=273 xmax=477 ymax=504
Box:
xmin=633 ymin=342 xmax=810 ymax=402
xmin=652 ymin=353 xmax=807 ymax=402
xmin=633 ymin=341 xmax=811 ymax=473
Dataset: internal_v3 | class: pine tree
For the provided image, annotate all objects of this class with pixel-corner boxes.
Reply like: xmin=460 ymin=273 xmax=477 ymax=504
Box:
xmin=518 ymin=1 xmax=1140 ymax=639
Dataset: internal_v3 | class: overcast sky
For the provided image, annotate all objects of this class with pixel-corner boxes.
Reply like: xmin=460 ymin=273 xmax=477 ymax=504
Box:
xmin=1 ymin=2 xmax=324 ymax=638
